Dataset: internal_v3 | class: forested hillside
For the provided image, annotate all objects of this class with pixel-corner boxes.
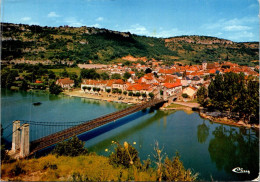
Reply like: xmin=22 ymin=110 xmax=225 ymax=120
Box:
xmin=2 ymin=23 xmax=259 ymax=65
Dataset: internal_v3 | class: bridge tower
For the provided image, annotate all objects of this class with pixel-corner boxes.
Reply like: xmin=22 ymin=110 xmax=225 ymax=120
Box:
xmin=11 ymin=121 xmax=30 ymax=158
xmin=11 ymin=120 xmax=21 ymax=152
xmin=20 ymin=123 xmax=30 ymax=157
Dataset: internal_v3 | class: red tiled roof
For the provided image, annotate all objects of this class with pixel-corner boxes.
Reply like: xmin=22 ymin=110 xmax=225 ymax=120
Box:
xmin=127 ymin=83 xmax=151 ymax=91
xmin=35 ymin=80 xmax=43 ymax=83
xmin=163 ymin=82 xmax=182 ymax=89
xmin=57 ymin=78 xmax=74 ymax=85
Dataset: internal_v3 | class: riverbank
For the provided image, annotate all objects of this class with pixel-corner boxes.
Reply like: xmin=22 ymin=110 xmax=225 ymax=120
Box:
xmin=199 ymin=112 xmax=260 ymax=130
xmin=161 ymin=101 xmax=259 ymax=130
xmin=63 ymin=89 xmax=140 ymax=104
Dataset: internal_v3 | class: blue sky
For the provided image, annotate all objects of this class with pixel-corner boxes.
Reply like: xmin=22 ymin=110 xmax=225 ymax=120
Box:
xmin=1 ymin=0 xmax=259 ymax=42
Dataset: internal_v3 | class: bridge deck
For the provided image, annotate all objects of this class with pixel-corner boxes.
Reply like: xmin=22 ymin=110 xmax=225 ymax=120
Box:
xmin=30 ymin=98 xmax=165 ymax=154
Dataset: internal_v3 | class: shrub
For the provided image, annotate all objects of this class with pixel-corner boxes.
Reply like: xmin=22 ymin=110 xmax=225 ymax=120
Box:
xmin=10 ymin=162 xmax=25 ymax=177
xmin=52 ymin=136 xmax=88 ymax=157
xmin=109 ymin=141 xmax=141 ymax=168
xmin=49 ymin=82 xmax=63 ymax=95
xmin=162 ymin=153 xmax=197 ymax=181
xmin=149 ymin=92 xmax=154 ymax=99
xmin=182 ymin=93 xmax=189 ymax=98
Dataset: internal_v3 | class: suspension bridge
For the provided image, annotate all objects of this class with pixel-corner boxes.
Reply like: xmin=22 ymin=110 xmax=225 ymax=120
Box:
xmin=6 ymin=98 xmax=166 ymax=157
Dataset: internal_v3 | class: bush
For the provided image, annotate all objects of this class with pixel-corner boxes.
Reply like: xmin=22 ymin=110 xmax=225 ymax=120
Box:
xmin=128 ymin=91 xmax=133 ymax=96
xmin=52 ymin=136 xmax=88 ymax=157
xmin=162 ymin=153 xmax=197 ymax=181
xmin=49 ymin=82 xmax=63 ymax=95
xmin=10 ymin=162 xmax=25 ymax=177
xmin=109 ymin=141 xmax=141 ymax=168
xmin=149 ymin=92 xmax=154 ymax=99
xmin=182 ymin=93 xmax=189 ymax=98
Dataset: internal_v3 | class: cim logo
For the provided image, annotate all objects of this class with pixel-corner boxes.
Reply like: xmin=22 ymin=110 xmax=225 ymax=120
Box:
xmin=232 ymin=167 xmax=250 ymax=174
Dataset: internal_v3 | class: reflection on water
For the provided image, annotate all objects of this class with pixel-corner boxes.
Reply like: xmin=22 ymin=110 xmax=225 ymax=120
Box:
xmin=197 ymin=120 xmax=209 ymax=144
xmin=208 ymin=126 xmax=259 ymax=180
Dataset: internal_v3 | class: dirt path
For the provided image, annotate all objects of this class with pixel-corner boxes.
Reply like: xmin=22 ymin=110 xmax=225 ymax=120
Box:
xmin=173 ymin=101 xmax=200 ymax=108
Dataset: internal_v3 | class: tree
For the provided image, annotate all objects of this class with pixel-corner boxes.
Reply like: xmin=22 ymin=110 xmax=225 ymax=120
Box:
xmin=111 ymin=73 xmax=121 ymax=79
xmin=142 ymin=93 xmax=147 ymax=98
xmin=197 ymin=86 xmax=207 ymax=106
xmin=118 ymin=89 xmax=122 ymax=94
xmin=123 ymin=91 xmax=127 ymax=95
xmin=112 ymin=89 xmax=117 ymax=94
xmin=20 ymin=80 xmax=29 ymax=91
xmin=123 ymin=72 xmax=131 ymax=80
xmin=60 ymin=70 xmax=69 ymax=78
xmin=109 ymin=141 xmax=141 ymax=168
xmin=162 ymin=153 xmax=197 ymax=181
xmin=100 ymin=72 xmax=110 ymax=80
xmin=82 ymin=86 xmax=87 ymax=92
xmin=49 ymin=82 xmax=63 ymax=95
xmin=80 ymin=69 xmax=100 ymax=80
xmin=135 ymin=92 xmax=141 ymax=97
xmin=128 ymin=91 xmax=133 ymax=96
xmin=48 ymin=70 xmax=56 ymax=79
xmin=52 ymin=136 xmax=88 ymax=157
xmin=149 ymin=92 xmax=154 ymax=99
xmin=69 ymin=72 xmax=78 ymax=87
xmin=182 ymin=93 xmax=189 ymax=98
xmin=145 ymin=68 xmax=152 ymax=74
xmin=136 ymin=71 xmax=145 ymax=79
xmin=106 ymin=89 xmax=111 ymax=93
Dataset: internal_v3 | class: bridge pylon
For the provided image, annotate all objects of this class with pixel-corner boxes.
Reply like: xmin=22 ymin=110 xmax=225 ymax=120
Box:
xmin=11 ymin=120 xmax=21 ymax=152
xmin=20 ymin=123 xmax=30 ymax=157
xmin=11 ymin=121 xmax=30 ymax=158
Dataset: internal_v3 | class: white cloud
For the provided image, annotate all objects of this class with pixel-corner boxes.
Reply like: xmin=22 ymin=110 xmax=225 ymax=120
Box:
xmin=48 ymin=12 xmax=60 ymax=18
xmin=155 ymin=28 xmax=190 ymax=38
xmin=223 ymin=25 xmax=252 ymax=31
xmin=122 ymin=24 xmax=189 ymax=38
xmin=202 ymin=17 xmax=257 ymax=32
xmin=227 ymin=31 xmax=255 ymax=42
xmin=91 ymin=23 xmax=101 ymax=27
xmin=96 ymin=17 xmax=104 ymax=21
xmin=123 ymin=24 xmax=149 ymax=35
xmin=21 ymin=17 xmax=31 ymax=21
xmin=64 ymin=17 xmax=84 ymax=27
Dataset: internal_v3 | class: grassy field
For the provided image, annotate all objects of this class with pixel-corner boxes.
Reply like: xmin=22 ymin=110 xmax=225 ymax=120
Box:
xmin=166 ymin=103 xmax=186 ymax=109
xmin=48 ymin=67 xmax=81 ymax=76
xmin=1 ymin=154 xmax=156 ymax=181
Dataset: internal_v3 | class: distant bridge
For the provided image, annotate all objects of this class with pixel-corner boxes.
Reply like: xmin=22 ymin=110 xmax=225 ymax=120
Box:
xmin=9 ymin=98 xmax=166 ymax=157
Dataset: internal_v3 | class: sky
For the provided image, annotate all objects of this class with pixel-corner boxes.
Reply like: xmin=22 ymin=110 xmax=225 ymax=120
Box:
xmin=1 ymin=0 xmax=259 ymax=42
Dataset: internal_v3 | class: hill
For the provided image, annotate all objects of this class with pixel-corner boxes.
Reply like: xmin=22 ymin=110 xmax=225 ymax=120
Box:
xmin=1 ymin=23 xmax=259 ymax=66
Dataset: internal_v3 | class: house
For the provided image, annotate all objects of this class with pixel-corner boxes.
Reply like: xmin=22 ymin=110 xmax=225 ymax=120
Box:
xmin=139 ymin=73 xmax=159 ymax=85
xmin=181 ymin=77 xmax=191 ymax=86
xmin=182 ymin=86 xmax=197 ymax=99
xmin=56 ymin=78 xmax=74 ymax=89
xmin=112 ymin=79 xmax=126 ymax=91
xmin=162 ymin=82 xmax=182 ymax=96
xmin=126 ymin=83 xmax=154 ymax=94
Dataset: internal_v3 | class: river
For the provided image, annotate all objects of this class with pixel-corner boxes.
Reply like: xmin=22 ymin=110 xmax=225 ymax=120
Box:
xmin=1 ymin=89 xmax=259 ymax=181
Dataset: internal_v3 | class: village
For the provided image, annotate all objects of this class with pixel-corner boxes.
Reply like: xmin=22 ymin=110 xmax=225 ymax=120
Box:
xmin=55 ymin=59 xmax=259 ymax=106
